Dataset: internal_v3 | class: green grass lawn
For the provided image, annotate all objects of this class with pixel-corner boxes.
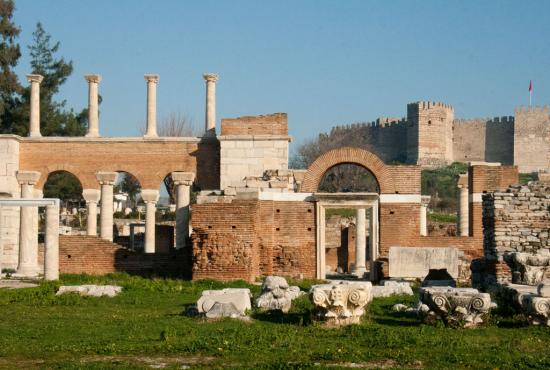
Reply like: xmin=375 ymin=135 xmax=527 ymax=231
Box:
xmin=1 ymin=274 xmax=550 ymax=369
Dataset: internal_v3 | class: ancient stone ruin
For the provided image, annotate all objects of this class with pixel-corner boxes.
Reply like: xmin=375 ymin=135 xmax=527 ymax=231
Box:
xmin=255 ymin=276 xmax=304 ymax=313
xmin=309 ymin=281 xmax=373 ymax=326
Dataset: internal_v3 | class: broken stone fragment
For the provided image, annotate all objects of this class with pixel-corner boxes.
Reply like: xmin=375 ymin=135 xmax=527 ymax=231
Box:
xmin=56 ymin=285 xmax=122 ymax=297
xmin=255 ymin=276 xmax=305 ymax=313
xmin=196 ymin=288 xmax=251 ymax=319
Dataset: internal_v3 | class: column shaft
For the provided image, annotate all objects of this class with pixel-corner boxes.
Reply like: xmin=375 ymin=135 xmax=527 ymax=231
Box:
xmin=17 ymin=184 xmax=38 ymax=275
xmin=175 ymin=183 xmax=190 ymax=249
xmin=203 ymin=73 xmax=219 ymax=136
xmin=87 ymin=201 xmax=98 ymax=236
xmin=100 ymin=183 xmax=114 ymax=241
xmin=85 ymin=75 xmax=101 ymax=137
xmin=27 ymin=75 xmax=43 ymax=137
xmin=144 ymin=74 xmax=159 ymax=137
xmin=145 ymin=201 xmax=156 ymax=253
xmin=353 ymin=208 xmax=367 ymax=277
xmin=459 ymin=186 xmax=469 ymax=236
xmin=44 ymin=205 xmax=59 ymax=280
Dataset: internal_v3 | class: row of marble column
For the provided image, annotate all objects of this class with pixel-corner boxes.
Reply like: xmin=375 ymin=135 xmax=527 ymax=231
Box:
xmin=14 ymin=170 xmax=194 ymax=275
xmin=26 ymin=72 xmax=220 ymax=138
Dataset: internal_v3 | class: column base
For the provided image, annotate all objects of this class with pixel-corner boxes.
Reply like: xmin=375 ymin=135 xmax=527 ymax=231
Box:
xmin=85 ymin=132 xmax=100 ymax=138
xmin=351 ymin=267 xmax=367 ymax=278
xmin=14 ymin=265 xmax=41 ymax=278
xmin=143 ymin=133 xmax=158 ymax=139
xmin=28 ymin=133 xmax=42 ymax=138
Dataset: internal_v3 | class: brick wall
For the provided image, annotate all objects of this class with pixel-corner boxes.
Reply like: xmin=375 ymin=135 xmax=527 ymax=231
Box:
xmin=38 ymin=235 xmax=189 ymax=277
xmin=220 ymin=113 xmax=288 ymax=136
xmin=190 ymin=199 xmax=316 ymax=281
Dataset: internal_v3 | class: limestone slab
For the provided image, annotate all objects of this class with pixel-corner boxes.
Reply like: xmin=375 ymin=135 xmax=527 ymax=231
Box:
xmin=389 ymin=247 xmax=459 ymax=278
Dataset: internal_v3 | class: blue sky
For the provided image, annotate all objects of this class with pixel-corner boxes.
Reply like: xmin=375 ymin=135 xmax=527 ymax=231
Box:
xmin=12 ymin=0 xmax=550 ymax=152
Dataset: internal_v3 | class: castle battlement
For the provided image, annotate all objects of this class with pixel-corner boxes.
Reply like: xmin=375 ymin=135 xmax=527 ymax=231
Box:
xmin=515 ymin=106 xmax=549 ymax=115
xmin=453 ymin=116 xmax=515 ymax=125
xmin=407 ymin=101 xmax=454 ymax=111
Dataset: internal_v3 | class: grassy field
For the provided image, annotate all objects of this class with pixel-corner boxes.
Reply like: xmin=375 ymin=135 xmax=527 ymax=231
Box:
xmin=1 ymin=274 xmax=550 ymax=369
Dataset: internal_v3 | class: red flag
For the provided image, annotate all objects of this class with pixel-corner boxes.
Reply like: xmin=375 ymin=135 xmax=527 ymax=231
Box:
xmin=529 ymin=80 xmax=532 ymax=92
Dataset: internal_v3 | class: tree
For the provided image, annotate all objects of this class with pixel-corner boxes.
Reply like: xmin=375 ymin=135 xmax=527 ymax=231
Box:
xmin=0 ymin=0 xmax=21 ymax=133
xmin=10 ymin=22 xmax=86 ymax=136
xmin=43 ymin=171 xmax=82 ymax=203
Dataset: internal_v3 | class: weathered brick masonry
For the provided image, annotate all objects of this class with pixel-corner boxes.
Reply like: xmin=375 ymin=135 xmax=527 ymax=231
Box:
xmin=191 ymin=200 xmax=316 ymax=282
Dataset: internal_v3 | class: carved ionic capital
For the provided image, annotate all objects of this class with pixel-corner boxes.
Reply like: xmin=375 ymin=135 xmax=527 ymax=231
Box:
xmin=85 ymin=74 xmax=102 ymax=84
xmin=16 ymin=170 xmax=41 ymax=186
xmin=203 ymin=73 xmax=219 ymax=83
xmin=171 ymin=171 xmax=195 ymax=186
xmin=141 ymin=189 xmax=159 ymax=204
xmin=144 ymin=74 xmax=160 ymax=83
xmin=96 ymin=171 xmax=117 ymax=185
xmin=310 ymin=282 xmax=372 ymax=326
xmin=26 ymin=74 xmax=44 ymax=84
xmin=82 ymin=189 xmax=101 ymax=204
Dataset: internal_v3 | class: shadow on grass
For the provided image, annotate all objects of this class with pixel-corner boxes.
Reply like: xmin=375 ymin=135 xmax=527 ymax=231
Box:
xmin=251 ymin=309 xmax=313 ymax=326
xmin=371 ymin=316 xmax=422 ymax=327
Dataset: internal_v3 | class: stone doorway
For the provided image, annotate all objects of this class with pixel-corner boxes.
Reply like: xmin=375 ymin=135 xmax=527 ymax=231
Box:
xmin=314 ymin=193 xmax=379 ymax=281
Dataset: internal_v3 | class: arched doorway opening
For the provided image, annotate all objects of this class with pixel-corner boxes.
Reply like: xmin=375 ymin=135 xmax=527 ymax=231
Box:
xmin=43 ymin=170 xmax=83 ymax=232
xmin=304 ymin=148 xmax=391 ymax=281
xmin=113 ymin=171 xmax=143 ymax=250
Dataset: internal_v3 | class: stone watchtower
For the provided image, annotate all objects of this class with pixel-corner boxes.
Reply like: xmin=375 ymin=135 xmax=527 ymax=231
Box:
xmin=406 ymin=101 xmax=454 ymax=167
xmin=513 ymin=106 xmax=550 ymax=173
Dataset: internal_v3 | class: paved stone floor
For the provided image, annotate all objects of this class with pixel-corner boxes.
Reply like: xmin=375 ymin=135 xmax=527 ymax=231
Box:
xmin=0 ymin=279 xmax=38 ymax=289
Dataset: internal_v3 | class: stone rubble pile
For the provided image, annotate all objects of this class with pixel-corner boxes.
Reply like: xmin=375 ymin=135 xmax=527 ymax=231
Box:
xmin=56 ymin=285 xmax=122 ymax=297
xmin=196 ymin=288 xmax=252 ymax=319
xmin=309 ymin=281 xmax=372 ymax=326
xmin=255 ymin=276 xmax=305 ymax=313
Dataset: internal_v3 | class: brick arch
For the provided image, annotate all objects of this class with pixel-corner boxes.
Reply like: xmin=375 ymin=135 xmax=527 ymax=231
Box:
xmin=301 ymin=147 xmax=395 ymax=193
xmin=36 ymin=164 xmax=88 ymax=190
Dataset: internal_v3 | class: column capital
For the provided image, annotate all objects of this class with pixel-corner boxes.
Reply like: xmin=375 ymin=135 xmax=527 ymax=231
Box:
xmin=96 ymin=171 xmax=117 ymax=185
xmin=457 ymin=173 xmax=468 ymax=189
xmin=26 ymin=74 xmax=44 ymax=84
xmin=82 ymin=188 xmax=101 ymax=203
xmin=171 ymin=172 xmax=195 ymax=186
xmin=420 ymin=195 xmax=431 ymax=206
xmin=85 ymin=74 xmax=102 ymax=84
xmin=144 ymin=74 xmax=160 ymax=83
xmin=16 ymin=170 xmax=40 ymax=185
xmin=141 ymin=189 xmax=159 ymax=203
xmin=203 ymin=73 xmax=219 ymax=82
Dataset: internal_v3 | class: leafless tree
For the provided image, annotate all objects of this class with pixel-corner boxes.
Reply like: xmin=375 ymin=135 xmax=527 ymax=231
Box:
xmin=140 ymin=114 xmax=197 ymax=203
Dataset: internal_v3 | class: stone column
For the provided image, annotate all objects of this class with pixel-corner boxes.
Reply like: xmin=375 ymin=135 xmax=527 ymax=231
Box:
xmin=353 ymin=208 xmax=367 ymax=277
xmin=15 ymin=171 xmax=41 ymax=276
xmin=420 ymin=195 xmax=431 ymax=236
xmin=457 ymin=173 xmax=469 ymax=236
xmin=27 ymin=74 xmax=44 ymax=137
xmin=44 ymin=204 xmax=59 ymax=280
xmin=96 ymin=172 xmax=117 ymax=241
xmin=82 ymin=189 xmax=101 ymax=236
xmin=141 ymin=189 xmax=159 ymax=253
xmin=144 ymin=74 xmax=159 ymax=138
xmin=85 ymin=74 xmax=101 ymax=137
xmin=369 ymin=202 xmax=379 ymax=282
xmin=203 ymin=73 xmax=219 ymax=136
xmin=171 ymin=172 xmax=195 ymax=249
